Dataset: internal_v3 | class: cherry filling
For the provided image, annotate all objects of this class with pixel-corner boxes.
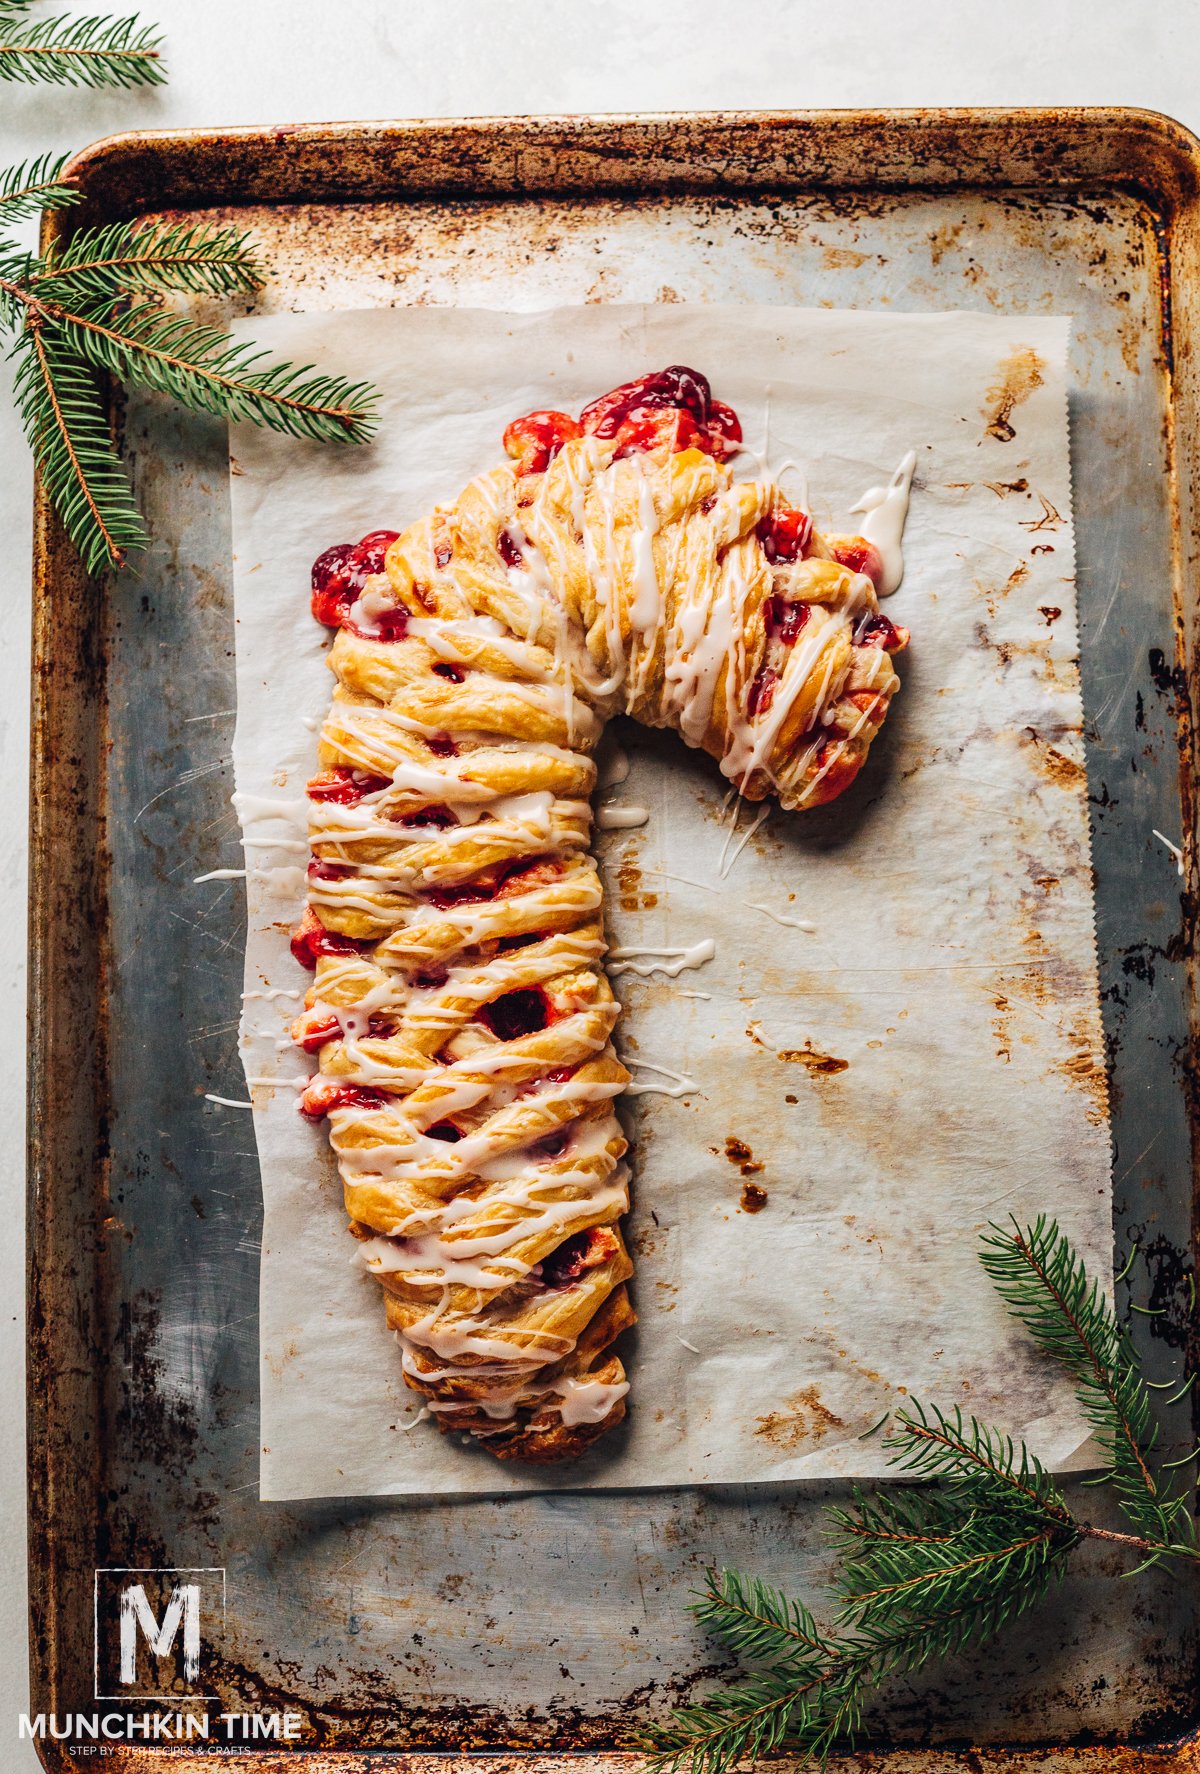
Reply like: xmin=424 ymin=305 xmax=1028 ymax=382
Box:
xmin=497 ymin=525 xmax=526 ymax=569
xmin=426 ymin=878 xmax=498 ymax=911
xmin=413 ymin=966 xmax=449 ymax=989
xmin=763 ymin=595 xmax=811 ymax=646
xmin=532 ymin=1128 xmax=572 ymax=1159
xmin=748 ymin=666 xmax=780 ymax=718
xmin=504 ymin=366 xmax=742 ymax=476
xmin=539 ymin=1227 xmax=615 ymax=1290
xmin=307 ymin=766 xmax=391 ymax=805
xmin=747 ymin=597 xmax=812 ymax=718
xmin=427 ymin=731 xmax=458 ymax=758
xmin=497 ymin=930 xmax=542 ymax=951
xmin=395 ymin=803 xmax=459 ymax=830
xmin=290 ymin=908 xmax=369 ymax=970
xmin=307 ymin=858 xmax=352 ymax=882
xmin=582 ymin=364 xmax=712 ymax=438
xmin=581 ymin=365 xmax=741 ymax=462
xmin=310 ymin=528 xmax=402 ymax=629
xmin=503 ymin=410 xmax=583 ymax=475
xmin=296 ymin=1014 xmax=341 ymax=1053
xmin=828 ymin=537 xmax=885 ymax=590
xmin=612 ymin=407 xmax=704 ymax=461
xmin=432 ymin=662 xmax=465 ymax=682
xmin=479 ymin=987 xmax=551 ymax=1042
xmin=426 ymin=856 xmax=558 ymax=912
xmin=299 ymin=1079 xmax=387 ymax=1122
xmin=854 ymin=612 xmax=908 ymax=652
xmin=757 ymin=506 xmax=812 ymax=564
xmin=426 ymin=1121 xmax=463 ymax=1143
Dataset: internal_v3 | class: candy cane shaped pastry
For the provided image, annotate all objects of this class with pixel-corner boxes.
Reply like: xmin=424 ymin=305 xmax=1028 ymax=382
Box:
xmin=291 ymin=367 xmax=908 ymax=1462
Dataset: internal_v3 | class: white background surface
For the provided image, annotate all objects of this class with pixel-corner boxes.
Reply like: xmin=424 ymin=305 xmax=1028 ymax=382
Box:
xmin=4 ymin=0 xmax=1200 ymax=1750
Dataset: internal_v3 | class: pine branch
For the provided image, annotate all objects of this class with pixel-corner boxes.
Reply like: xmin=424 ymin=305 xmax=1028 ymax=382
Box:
xmin=691 ymin=1569 xmax=833 ymax=1671
xmin=0 ymin=12 xmax=164 ymax=88
xmin=51 ymin=296 xmax=377 ymax=441
xmin=654 ymin=1219 xmax=1199 ymax=1774
xmin=980 ymin=1217 xmax=1196 ymax=1550
xmin=13 ymin=319 xmax=146 ymax=573
xmin=884 ymin=1402 xmax=1073 ymax=1525
xmin=0 ymin=151 xmax=79 ymax=221
xmin=30 ymin=219 xmax=262 ymax=302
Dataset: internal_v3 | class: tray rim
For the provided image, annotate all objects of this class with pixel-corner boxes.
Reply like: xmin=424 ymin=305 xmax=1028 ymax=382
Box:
xmin=25 ymin=104 xmax=1200 ymax=1774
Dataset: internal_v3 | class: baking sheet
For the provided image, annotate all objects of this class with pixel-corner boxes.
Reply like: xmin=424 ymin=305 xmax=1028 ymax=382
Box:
xmin=226 ymin=303 xmax=1111 ymax=1500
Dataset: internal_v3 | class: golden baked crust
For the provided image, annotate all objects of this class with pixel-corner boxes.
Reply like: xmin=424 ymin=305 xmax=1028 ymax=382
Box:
xmin=290 ymin=368 xmax=908 ymax=1463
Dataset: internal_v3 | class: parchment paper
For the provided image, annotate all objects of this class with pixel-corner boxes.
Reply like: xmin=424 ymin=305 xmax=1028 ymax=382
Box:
xmin=227 ymin=304 xmax=1111 ymax=1501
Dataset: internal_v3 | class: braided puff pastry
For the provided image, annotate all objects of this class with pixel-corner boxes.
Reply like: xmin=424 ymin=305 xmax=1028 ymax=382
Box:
xmin=290 ymin=366 xmax=908 ymax=1463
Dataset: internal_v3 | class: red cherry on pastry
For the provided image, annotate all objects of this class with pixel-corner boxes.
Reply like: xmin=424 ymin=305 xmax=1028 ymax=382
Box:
xmin=539 ymin=1227 xmax=616 ymax=1289
xmin=290 ymin=908 xmax=368 ymax=969
xmin=748 ymin=665 xmax=779 ymax=718
xmin=854 ymin=612 xmax=909 ymax=652
xmin=307 ymin=766 xmax=390 ymax=805
xmin=298 ymin=1078 xmax=387 ymax=1121
xmin=295 ymin=1013 xmax=341 ymax=1053
xmin=612 ymin=406 xmax=704 ymax=460
xmin=763 ymin=594 xmax=811 ymax=646
xmin=757 ymin=506 xmax=812 ymax=564
xmin=310 ymin=528 xmax=401 ymax=627
xmin=828 ymin=536 xmax=884 ymax=589
xmin=503 ymin=411 xmax=582 ymax=475
xmin=479 ymin=987 xmax=551 ymax=1041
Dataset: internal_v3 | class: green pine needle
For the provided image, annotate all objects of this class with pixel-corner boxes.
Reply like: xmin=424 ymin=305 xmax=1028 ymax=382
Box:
xmin=979 ymin=1216 xmax=1195 ymax=1550
xmin=13 ymin=322 xmax=147 ymax=574
xmin=55 ymin=296 xmax=378 ymax=442
xmin=0 ymin=11 xmax=164 ymax=88
xmin=691 ymin=1569 xmax=833 ymax=1673
xmin=0 ymin=151 xmax=79 ymax=221
xmin=652 ymin=1220 xmax=1200 ymax=1774
xmin=30 ymin=219 xmax=263 ymax=302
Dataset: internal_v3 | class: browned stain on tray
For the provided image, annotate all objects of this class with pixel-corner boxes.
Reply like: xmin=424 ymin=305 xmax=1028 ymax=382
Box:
xmin=720 ymin=1136 xmax=770 ymax=1210
xmin=779 ymin=1044 xmax=849 ymax=1075
xmin=615 ymin=848 xmax=656 ymax=911
xmin=1024 ymin=728 xmax=1088 ymax=790
xmin=1056 ymin=1039 xmax=1111 ymax=1126
xmin=755 ymin=1386 xmax=844 ymax=1449
xmin=722 ymin=1134 xmax=763 ymax=1175
xmin=982 ymin=343 xmax=1046 ymax=441
xmin=745 ymin=1021 xmax=848 ymax=1074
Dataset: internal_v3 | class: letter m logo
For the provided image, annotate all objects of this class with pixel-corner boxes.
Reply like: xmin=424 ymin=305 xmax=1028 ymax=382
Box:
xmin=119 ymin=1582 xmax=200 ymax=1683
xmin=94 ymin=1567 xmax=225 ymax=1699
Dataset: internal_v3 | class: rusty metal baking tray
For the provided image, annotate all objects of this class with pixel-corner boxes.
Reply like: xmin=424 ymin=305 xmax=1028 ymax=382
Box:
xmin=26 ymin=109 xmax=1200 ymax=1772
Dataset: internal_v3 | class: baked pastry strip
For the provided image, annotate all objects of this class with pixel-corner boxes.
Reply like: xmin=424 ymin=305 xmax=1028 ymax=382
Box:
xmin=289 ymin=367 xmax=908 ymax=1462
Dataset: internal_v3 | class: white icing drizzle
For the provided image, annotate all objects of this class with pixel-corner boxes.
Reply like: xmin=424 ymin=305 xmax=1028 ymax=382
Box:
xmin=746 ymin=901 xmax=816 ymax=933
xmin=595 ymin=803 xmax=650 ymax=830
xmin=1153 ymin=829 xmax=1185 ymax=876
xmin=556 ymin=1374 xmax=630 ymax=1425
xmin=623 ymin=1060 xmax=698 ymax=1098
xmin=718 ymin=804 xmax=770 ymax=878
xmin=849 ymin=450 xmax=917 ymax=598
xmin=608 ymin=940 xmax=716 ymax=979
xmin=205 ymin=1094 xmax=253 ymax=1109
xmin=243 ymin=987 xmax=303 ymax=1002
